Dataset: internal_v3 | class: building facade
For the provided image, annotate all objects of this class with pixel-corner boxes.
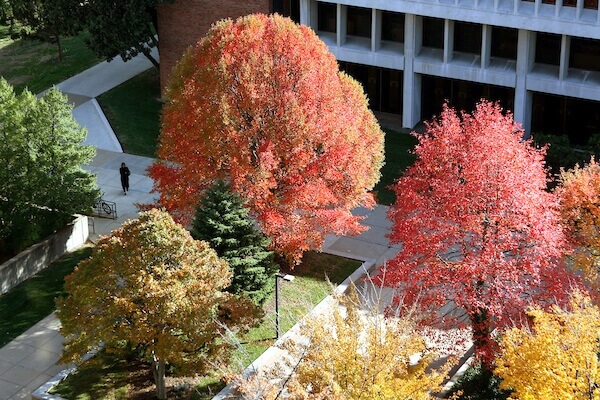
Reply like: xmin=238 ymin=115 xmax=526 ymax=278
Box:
xmin=158 ymin=0 xmax=600 ymax=140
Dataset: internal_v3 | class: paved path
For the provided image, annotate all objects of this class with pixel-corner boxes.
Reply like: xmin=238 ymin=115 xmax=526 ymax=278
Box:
xmin=0 ymin=47 xmax=401 ymax=399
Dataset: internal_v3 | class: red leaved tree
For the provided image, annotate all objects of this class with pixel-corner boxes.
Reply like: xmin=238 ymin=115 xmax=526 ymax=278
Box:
xmin=148 ymin=13 xmax=384 ymax=265
xmin=380 ymin=101 xmax=581 ymax=363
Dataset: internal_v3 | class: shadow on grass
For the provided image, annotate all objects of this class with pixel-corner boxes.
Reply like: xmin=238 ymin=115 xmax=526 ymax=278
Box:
xmin=97 ymin=68 xmax=162 ymax=158
xmin=0 ymin=246 xmax=92 ymax=347
xmin=373 ymin=129 xmax=418 ymax=206
xmin=0 ymin=26 xmax=102 ymax=94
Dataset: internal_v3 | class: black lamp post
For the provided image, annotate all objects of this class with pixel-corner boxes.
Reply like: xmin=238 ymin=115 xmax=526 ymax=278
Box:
xmin=275 ymin=272 xmax=294 ymax=339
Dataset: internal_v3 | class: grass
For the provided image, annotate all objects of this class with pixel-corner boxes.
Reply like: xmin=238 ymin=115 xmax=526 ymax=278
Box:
xmin=0 ymin=246 xmax=92 ymax=347
xmin=373 ymin=129 xmax=418 ymax=205
xmin=51 ymin=251 xmax=362 ymax=400
xmin=0 ymin=25 xmax=102 ymax=94
xmin=97 ymin=68 xmax=163 ymax=157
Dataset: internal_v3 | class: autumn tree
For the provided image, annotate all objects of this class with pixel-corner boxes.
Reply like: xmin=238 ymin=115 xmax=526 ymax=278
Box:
xmin=56 ymin=209 xmax=259 ymax=400
xmin=380 ymin=101 xmax=581 ymax=363
xmin=558 ymin=158 xmax=600 ymax=291
xmin=495 ymin=291 xmax=600 ymax=399
xmin=149 ymin=13 xmax=385 ymax=265
xmin=0 ymin=79 xmax=99 ymax=254
xmin=230 ymin=284 xmax=453 ymax=399
xmin=191 ymin=180 xmax=278 ymax=306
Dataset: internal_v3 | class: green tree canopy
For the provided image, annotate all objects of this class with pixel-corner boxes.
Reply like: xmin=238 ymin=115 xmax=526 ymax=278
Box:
xmin=8 ymin=0 xmax=85 ymax=60
xmin=0 ymin=78 xmax=99 ymax=254
xmin=56 ymin=209 xmax=260 ymax=399
xmin=84 ymin=0 xmax=172 ymax=67
xmin=191 ymin=180 xmax=278 ymax=306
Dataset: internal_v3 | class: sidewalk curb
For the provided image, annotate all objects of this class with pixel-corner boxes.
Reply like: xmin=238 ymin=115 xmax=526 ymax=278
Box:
xmin=89 ymin=98 xmax=123 ymax=152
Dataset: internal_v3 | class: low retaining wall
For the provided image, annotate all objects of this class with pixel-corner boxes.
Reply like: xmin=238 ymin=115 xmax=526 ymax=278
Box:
xmin=0 ymin=215 xmax=89 ymax=295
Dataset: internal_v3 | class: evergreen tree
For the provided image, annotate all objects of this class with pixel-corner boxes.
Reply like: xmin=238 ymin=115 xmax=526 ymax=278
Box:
xmin=191 ymin=180 xmax=278 ymax=306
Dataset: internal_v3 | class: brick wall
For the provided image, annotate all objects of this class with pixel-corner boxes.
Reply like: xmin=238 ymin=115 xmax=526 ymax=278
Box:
xmin=157 ymin=0 xmax=271 ymax=96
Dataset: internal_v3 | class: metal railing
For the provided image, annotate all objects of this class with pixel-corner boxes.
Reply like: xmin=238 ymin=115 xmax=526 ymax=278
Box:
xmin=91 ymin=198 xmax=117 ymax=219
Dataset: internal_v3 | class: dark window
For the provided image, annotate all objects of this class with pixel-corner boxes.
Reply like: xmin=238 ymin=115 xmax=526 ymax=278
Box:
xmin=570 ymin=37 xmax=600 ymax=72
xmin=535 ymin=33 xmax=561 ymax=65
xmin=273 ymin=0 xmax=300 ymax=23
xmin=454 ymin=21 xmax=482 ymax=54
xmin=347 ymin=6 xmax=371 ymax=38
xmin=491 ymin=27 xmax=517 ymax=59
xmin=317 ymin=2 xmax=336 ymax=33
xmin=338 ymin=62 xmax=403 ymax=114
xmin=422 ymin=17 xmax=444 ymax=49
xmin=382 ymin=11 xmax=404 ymax=43
xmin=532 ymin=92 xmax=600 ymax=145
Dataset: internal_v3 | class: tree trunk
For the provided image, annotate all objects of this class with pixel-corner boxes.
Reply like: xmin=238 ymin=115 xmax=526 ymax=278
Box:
xmin=152 ymin=355 xmax=167 ymax=399
xmin=470 ymin=307 xmax=492 ymax=365
xmin=143 ymin=51 xmax=160 ymax=69
xmin=55 ymin=33 xmax=62 ymax=61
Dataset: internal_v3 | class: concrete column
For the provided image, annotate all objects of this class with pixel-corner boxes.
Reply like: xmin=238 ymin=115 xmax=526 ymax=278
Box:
xmin=444 ymin=19 xmax=454 ymax=63
xmin=300 ymin=0 xmax=310 ymax=26
xmin=481 ymin=24 xmax=492 ymax=68
xmin=414 ymin=15 xmax=423 ymax=54
xmin=337 ymin=4 xmax=346 ymax=46
xmin=403 ymin=14 xmax=421 ymax=128
xmin=372 ymin=9 xmax=381 ymax=52
xmin=514 ymin=29 xmax=533 ymax=136
xmin=559 ymin=35 xmax=571 ymax=81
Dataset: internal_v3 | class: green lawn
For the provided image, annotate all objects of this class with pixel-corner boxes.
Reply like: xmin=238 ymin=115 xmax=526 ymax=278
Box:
xmin=0 ymin=26 xmax=102 ymax=94
xmin=51 ymin=251 xmax=362 ymax=400
xmin=97 ymin=68 xmax=163 ymax=157
xmin=373 ymin=129 xmax=418 ymax=205
xmin=0 ymin=246 xmax=92 ymax=347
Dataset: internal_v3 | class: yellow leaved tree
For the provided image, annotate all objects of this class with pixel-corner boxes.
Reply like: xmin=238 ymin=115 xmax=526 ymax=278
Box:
xmin=56 ymin=209 xmax=259 ymax=399
xmin=231 ymin=284 xmax=454 ymax=399
xmin=494 ymin=291 xmax=600 ymax=400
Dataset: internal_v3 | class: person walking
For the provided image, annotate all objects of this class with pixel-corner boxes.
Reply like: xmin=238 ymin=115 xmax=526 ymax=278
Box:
xmin=119 ymin=162 xmax=130 ymax=195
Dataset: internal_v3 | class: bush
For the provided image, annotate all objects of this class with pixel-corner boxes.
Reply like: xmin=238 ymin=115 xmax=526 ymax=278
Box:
xmin=532 ymin=133 xmax=592 ymax=176
xmin=447 ymin=363 xmax=512 ymax=400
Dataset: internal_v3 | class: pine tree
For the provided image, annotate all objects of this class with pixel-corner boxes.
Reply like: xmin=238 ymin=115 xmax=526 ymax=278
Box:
xmin=191 ymin=180 xmax=278 ymax=306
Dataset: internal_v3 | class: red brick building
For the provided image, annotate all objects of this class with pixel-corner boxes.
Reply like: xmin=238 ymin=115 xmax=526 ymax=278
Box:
xmin=157 ymin=0 xmax=300 ymax=93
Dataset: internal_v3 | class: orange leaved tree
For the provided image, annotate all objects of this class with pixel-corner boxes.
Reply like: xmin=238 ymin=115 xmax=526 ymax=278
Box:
xmin=149 ymin=13 xmax=385 ymax=265
xmin=380 ymin=101 xmax=581 ymax=363
xmin=558 ymin=158 xmax=600 ymax=292
xmin=495 ymin=291 xmax=600 ymax=399
xmin=56 ymin=209 xmax=259 ymax=399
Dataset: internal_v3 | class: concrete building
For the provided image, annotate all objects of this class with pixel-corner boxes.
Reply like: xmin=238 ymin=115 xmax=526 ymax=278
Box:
xmin=158 ymin=0 xmax=600 ymax=141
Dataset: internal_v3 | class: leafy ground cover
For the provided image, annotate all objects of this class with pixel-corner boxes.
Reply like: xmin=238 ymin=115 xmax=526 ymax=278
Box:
xmin=0 ymin=25 xmax=101 ymax=94
xmin=52 ymin=251 xmax=362 ymax=399
xmin=96 ymin=68 xmax=162 ymax=157
xmin=0 ymin=246 xmax=93 ymax=347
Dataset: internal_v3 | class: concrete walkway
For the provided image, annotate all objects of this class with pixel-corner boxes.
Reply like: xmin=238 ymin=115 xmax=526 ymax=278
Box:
xmin=0 ymin=46 xmax=402 ymax=399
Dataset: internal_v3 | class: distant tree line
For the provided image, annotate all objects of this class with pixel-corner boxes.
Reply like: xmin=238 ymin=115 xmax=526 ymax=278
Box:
xmin=0 ymin=0 xmax=169 ymax=65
